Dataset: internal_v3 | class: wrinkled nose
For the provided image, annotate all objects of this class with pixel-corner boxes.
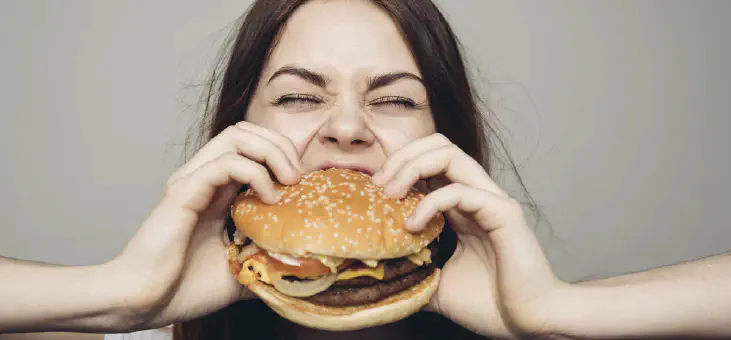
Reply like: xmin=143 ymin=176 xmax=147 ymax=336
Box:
xmin=317 ymin=105 xmax=375 ymax=152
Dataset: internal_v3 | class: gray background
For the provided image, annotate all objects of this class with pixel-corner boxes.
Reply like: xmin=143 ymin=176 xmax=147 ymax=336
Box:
xmin=1 ymin=0 xmax=729 ymax=282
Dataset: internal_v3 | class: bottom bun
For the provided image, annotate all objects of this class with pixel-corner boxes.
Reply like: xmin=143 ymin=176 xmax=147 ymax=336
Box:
xmin=246 ymin=269 xmax=440 ymax=331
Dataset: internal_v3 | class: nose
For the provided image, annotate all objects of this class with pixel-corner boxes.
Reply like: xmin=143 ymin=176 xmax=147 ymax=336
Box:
xmin=318 ymin=105 xmax=375 ymax=151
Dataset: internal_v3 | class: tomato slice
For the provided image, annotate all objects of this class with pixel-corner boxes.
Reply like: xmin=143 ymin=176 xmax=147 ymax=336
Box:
xmin=267 ymin=254 xmax=332 ymax=278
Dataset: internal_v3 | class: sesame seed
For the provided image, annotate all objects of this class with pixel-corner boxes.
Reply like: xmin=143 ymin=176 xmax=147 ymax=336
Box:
xmin=334 ymin=232 xmax=339 ymax=238
xmin=297 ymin=209 xmax=303 ymax=214
xmin=341 ymin=245 xmax=348 ymax=252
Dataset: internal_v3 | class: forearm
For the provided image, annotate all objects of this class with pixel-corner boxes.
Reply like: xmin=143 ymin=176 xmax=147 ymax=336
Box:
xmin=0 ymin=257 xmax=133 ymax=333
xmin=553 ymin=252 xmax=731 ymax=339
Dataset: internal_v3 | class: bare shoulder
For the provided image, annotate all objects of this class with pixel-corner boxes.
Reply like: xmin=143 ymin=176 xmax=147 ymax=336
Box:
xmin=0 ymin=333 xmax=103 ymax=340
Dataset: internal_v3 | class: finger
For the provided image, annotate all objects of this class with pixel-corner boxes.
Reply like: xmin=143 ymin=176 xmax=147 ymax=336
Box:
xmin=167 ymin=126 xmax=239 ymax=185
xmin=168 ymin=125 xmax=300 ymax=187
xmin=166 ymin=152 xmax=280 ymax=214
xmin=383 ymin=145 xmax=456 ymax=198
xmin=384 ymin=144 xmax=507 ymax=199
xmin=405 ymin=183 xmax=513 ymax=234
xmin=230 ymin=129 xmax=300 ymax=185
xmin=371 ymin=133 xmax=451 ymax=185
xmin=235 ymin=121 xmax=304 ymax=173
xmin=405 ymin=183 xmax=551 ymax=280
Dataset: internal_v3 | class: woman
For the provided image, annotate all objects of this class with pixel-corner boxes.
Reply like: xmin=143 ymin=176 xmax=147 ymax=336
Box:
xmin=3 ymin=1 xmax=731 ymax=340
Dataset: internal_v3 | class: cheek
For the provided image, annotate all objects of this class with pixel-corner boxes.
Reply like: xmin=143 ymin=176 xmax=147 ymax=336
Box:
xmin=277 ymin=119 xmax=322 ymax=152
xmin=246 ymin=102 xmax=323 ymax=154
xmin=370 ymin=115 xmax=435 ymax=155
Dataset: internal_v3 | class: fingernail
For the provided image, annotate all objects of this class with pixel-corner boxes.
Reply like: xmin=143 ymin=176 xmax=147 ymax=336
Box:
xmin=405 ymin=216 xmax=419 ymax=232
xmin=384 ymin=183 xmax=398 ymax=197
xmin=371 ymin=174 xmax=383 ymax=186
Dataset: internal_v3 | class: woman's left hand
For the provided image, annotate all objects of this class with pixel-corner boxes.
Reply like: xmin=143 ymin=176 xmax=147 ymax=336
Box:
xmin=371 ymin=133 xmax=569 ymax=339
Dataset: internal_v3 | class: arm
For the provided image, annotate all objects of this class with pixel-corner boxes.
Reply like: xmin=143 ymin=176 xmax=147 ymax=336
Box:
xmin=0 ymin=332 xmax=101 ymax=340
xmin=551 ymin=252 xmax=731 ymax=339
xmin=0 ymin=256 xmax=136 ymax=334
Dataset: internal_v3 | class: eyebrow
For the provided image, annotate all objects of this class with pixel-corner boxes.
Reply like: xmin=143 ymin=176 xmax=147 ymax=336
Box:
xmin=268 ymin=66 xmax=329 ymax=88
xmin=366 ymin=72 xmax=424 ymax=92
xmin=267 ymin=66 xmax=424 ymax=92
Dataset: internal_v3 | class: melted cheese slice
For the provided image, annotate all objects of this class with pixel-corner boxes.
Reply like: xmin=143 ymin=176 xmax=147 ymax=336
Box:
xmin=336 ymin=263 xmax=385 ymax=281
xmin=407 ymin=248 xmax=432 ymax=266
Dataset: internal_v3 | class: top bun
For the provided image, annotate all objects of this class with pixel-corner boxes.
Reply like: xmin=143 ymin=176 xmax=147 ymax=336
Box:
xmin=231 ymin=168 xmax=444 ymax=259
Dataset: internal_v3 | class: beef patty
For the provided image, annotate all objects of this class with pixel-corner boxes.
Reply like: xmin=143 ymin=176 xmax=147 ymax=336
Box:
xmin=305 ymin=265 xmax=435 ymax=307
xmin=333 ymin=239 xmax=440 ymax=287
xmin=333 ymin=256 xmax=423 ymax=287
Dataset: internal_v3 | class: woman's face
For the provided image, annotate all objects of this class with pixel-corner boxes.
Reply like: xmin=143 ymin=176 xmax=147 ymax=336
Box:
xmin=246 ymin=0 xmax=436 ymax=175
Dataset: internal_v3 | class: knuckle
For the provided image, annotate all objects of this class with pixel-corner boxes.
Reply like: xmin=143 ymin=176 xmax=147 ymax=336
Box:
xmin=235 ymin=121 xmax=252 ymax=130
xmin=433 ymin=133 xmax=451 ymax=144
xmin=164 ymin=174 xmax=179 ymax=189
xmin=221 ymin=125 xmax=241 ymax=138
xmin=444 ymin=182 xmax=464 ymax=192
xmin=502 ymin=197 xmax=526 ymax=220
xmin=248 ymin=162 xmax=270 ymax=179
xmin=220 ymin=151 xmax=240 ymax=163
xmin=446 ymin=143 xmax=461 ymax=154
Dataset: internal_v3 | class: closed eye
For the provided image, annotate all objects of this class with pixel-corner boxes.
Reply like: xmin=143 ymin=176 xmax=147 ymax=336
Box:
xmin=271 ymin=93 xmax=324 ymax=108
xmin=369 ymin=96 xmax=417 ymax=109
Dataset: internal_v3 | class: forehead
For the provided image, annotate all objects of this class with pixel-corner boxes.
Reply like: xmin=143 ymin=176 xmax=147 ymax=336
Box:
xmin=265 ymin=0 xmax=421 ymax=77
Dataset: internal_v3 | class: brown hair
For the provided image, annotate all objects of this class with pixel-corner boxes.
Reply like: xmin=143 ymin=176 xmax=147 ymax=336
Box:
xmin=176 ymin=0 xmax=536 ymax=339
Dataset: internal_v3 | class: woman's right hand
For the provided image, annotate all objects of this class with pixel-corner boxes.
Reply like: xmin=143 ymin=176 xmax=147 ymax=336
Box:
xmin=107 ymin=121 xmax=303 ymax=330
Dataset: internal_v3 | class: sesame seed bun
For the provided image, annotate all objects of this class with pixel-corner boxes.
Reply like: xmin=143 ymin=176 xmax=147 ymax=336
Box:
xmin=248 ymin=268 xmax=440 ymax=331
xmin=231 ymin=168 xmax=444 ymax=259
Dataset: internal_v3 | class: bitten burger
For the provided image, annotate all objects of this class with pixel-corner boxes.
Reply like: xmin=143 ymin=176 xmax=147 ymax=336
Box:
xmin=226 ymin=168 xmax=444 ymax=331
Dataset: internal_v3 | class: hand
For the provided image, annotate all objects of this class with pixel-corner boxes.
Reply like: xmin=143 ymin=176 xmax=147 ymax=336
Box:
xmin=372 ymin=133 xmax=569 ymax=339
xmin=107 ymin=121 xmax=303 ymax=330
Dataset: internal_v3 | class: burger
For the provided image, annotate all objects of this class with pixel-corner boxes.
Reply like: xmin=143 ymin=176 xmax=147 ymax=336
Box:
xmin=226 ymin=168 xmax=444 ymax=331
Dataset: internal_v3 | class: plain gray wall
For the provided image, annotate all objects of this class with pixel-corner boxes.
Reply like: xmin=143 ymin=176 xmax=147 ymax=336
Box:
xmin=1 ymin=0 xmax=729 ymax=282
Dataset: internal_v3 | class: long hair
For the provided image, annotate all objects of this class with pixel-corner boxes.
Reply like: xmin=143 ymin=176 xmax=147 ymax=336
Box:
xmin=176 ymin=0 xmax=537 ymax=339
